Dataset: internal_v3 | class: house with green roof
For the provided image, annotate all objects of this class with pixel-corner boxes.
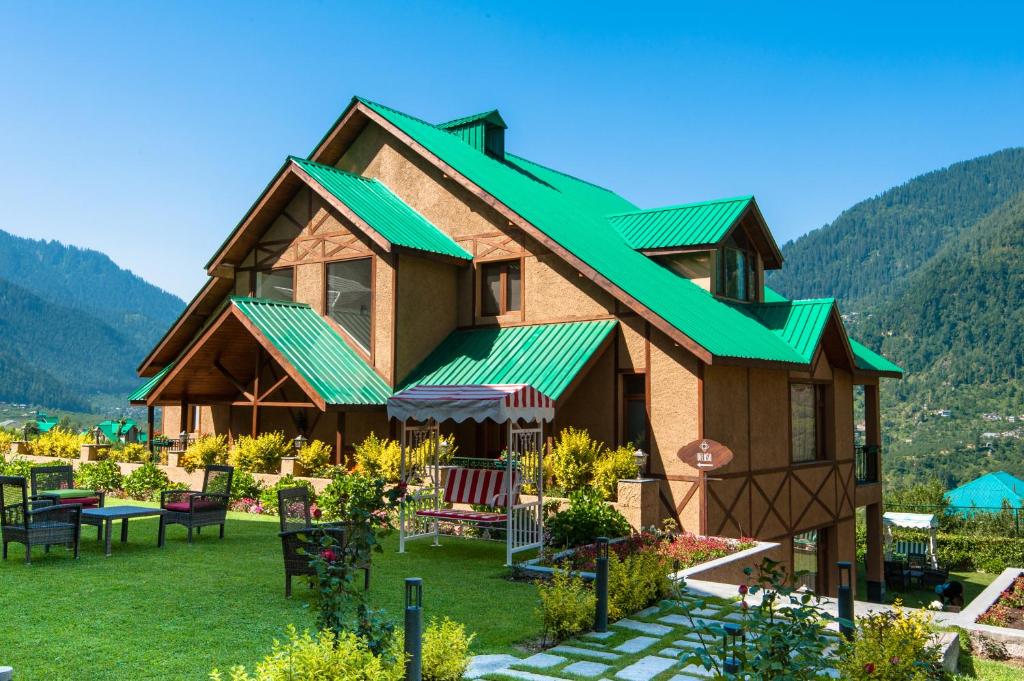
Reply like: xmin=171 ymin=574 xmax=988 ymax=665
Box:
xmin=131 ymin=97 xmax=900 ymax=599
xmin=945 ymin=471 xmax=1024 ymax=515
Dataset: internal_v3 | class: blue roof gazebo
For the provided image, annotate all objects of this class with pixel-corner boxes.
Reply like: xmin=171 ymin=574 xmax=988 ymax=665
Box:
xmin=944 ymin=471 xmax=1024 ymax=516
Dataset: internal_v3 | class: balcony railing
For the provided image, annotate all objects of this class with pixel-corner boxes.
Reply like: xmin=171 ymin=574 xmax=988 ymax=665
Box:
xmin=855 ymin=444 xmax=881 ymax=485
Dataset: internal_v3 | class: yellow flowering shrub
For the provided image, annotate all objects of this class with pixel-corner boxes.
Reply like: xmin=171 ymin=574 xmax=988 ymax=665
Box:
xmin=30 ymin=428 xmax=86 ymax=458
xmin=181 ymin=434 xmax=229 ymax=472
xmin=296 ymin=439 xmax=333 ymax=476
xmin=593 ymin=445 xmax=639 ymax=500
xmin=836 ymin=602 xmax=942 ymax=680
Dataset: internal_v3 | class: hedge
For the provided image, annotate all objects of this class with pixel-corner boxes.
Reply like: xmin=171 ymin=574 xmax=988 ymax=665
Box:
xmin=859 ymin=527 xmax=1024 ymax=573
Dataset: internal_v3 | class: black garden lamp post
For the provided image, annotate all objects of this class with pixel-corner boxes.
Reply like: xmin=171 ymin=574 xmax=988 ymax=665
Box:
xmin=179 ymin=430 xmax=188 ymax=450
xmin=404 ymin=577 xmax=423 ymax=681
xmin=595 ymin=536 xmax=610 ymax=632
xmin=722 ymin=622 xmax=743 ymax=674
xmin=837 ymin=561 xmax=854 ymax=639
xmin=292 ymin=433 xmax=307 ymax=453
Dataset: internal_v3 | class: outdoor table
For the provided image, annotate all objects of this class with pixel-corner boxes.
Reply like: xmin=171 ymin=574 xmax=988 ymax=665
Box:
xmin=81 ymin=506 xmax=167 ymax=557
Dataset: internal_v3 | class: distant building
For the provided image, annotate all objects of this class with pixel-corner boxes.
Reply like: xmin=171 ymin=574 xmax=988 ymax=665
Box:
xmin=945 ymin=471 xmax=1024 ymax=515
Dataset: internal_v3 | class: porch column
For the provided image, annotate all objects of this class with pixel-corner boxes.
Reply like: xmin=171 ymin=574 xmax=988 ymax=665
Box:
xmin=865 ymin=502 xmax=885 ymax=602
xmin=147 ymin=405 xmax=155 ymax=452
xmin=335 ymin=411 xmax=346 ymax=466
xmin=864 ymin=383 xmax=881 ymax=446
xmin=178 ymin=399 xmax=189 ymax=435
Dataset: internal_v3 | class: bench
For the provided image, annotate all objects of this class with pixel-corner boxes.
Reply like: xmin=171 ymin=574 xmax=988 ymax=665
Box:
xmin=416 ymin=467 xmax=521 ymax=524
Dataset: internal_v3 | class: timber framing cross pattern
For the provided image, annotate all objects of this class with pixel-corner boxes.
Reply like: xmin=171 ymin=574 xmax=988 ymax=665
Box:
xmin=130 ymin=95 xmax=901 ymax=598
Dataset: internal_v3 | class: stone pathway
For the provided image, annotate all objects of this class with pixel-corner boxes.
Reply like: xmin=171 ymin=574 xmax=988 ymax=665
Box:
xmin=465 ymin=591 xmax=842 ymax=680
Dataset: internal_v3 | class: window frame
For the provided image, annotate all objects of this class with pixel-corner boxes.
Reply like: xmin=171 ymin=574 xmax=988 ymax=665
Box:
xmin=716 ymin=246 xmax=759 ymax=302
xmin=252 ymin=266 xmax=296 ymax=302
xmin=323 ymin=255 xmax=375 ymax=360
xmin=477 ymin=258 xmax=524 ymax=319
xmin=789 ymin=381 xmax=830 ymax=464
xmin=620 ymin=371 xmax=650 ymax=453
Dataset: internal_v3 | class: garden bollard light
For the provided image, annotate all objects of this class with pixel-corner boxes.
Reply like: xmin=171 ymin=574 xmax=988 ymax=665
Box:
xmin=595 ymin=537 xmax=609 ymax=632
xmin=837 ymin=561 xmax=854 ymax=640
xmin=405 ymin=577 xmax=423 ymax=681
xmin=722 ymin=622 xmax=742 ymax=674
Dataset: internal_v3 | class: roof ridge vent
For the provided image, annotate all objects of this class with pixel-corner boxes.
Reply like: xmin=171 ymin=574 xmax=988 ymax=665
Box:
xmin=437 ymin=110 xmax=507 ymax=159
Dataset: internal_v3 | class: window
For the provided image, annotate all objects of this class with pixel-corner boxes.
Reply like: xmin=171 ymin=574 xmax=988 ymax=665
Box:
xmin=480 ymin=260 xmax=522 ymax=316
xmin=622 ymin=373 xmax=648 ymax=450
xmin=326 ymin=258 xmax=372 ymax=351
xmin=255 ymin=267 xmax=294 ymax=302
xmin=793 ymin=529 xmax=828 ymax=592
xmin=718 ymin=247 xmax=758 ymax=300
xmin=791 ymin=382 xmax=827 ymax=463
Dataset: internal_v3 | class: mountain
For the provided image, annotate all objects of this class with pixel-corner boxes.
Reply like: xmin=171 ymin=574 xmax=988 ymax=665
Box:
xmin=0 ymin=229 xmax=184 ymax=411
xmin=768 ymin=148 xmax=1024 ymax=490
xmin=769 ymin=148 xmax=1024 ymax=309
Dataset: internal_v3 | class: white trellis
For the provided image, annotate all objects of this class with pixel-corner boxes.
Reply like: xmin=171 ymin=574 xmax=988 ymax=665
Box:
xmin=388 ymin=384 xmax=553 ymax=565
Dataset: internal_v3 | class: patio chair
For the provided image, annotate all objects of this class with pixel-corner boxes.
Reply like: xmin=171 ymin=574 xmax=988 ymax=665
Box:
xmin=158 ymin=465 xmax=233 ymax=544
xmin=884 ymin=559 xmax=911 ymax=591
xmin=1 ymin=476 xmax=82 ymax=565
xmin=30 ymin=464 xmax=105 ymax=540
xmin=276 ymin=487 xmax=370 ymax=597
xmin=922 ymin=566 xmax=950 ymax=589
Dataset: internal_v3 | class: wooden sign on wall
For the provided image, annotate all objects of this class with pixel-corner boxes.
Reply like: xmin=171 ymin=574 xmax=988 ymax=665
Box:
xmin=677 ymin=438 xmax=734 ymax=472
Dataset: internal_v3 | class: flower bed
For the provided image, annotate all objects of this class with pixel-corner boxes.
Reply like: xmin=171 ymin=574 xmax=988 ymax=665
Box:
xmin=533 ymin=530 xmax=757 ymax=574
xmin=978 ymin=574 xmax=1024 ymax=629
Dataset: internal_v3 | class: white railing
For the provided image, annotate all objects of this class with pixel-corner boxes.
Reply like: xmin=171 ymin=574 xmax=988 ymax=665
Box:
xmin=506 ymin=422 xmax=544 ymax=564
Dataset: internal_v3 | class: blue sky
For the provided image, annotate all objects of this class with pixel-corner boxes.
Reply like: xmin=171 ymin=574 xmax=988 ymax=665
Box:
xmin=1 ymin=1 xmax=1022 ymax=300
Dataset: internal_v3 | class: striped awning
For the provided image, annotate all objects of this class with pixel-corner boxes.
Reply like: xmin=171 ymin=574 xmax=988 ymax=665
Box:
xmin=387 ymin=384 xmax=554 ymax=424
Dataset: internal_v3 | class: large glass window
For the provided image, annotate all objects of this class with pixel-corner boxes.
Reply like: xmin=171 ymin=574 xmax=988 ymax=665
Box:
xmin=622 ymin=373 xmax=648 ymax=451
xmin=326 ymin=258 xmax=372 ymax=351
xmin=480 ymin=260 xmax=522 ymax=316
xmin=793 ymin=530 xmax=821 ymax=591
xmin=791 ymin=382 xmax=826 ymax=463
xmin=255 ymin=267 xmax=294 ymax=302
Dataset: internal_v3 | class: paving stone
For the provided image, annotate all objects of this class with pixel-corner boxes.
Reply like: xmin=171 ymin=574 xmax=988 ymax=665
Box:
xmin=550 ymin=645 xmax=620 ymax=661
xmin=613 ymin=618 xmax=673 ymax=636
xmin=671 ymin=639 xmax=706 ymax=649
xmin=464 ymin=654 xmax=519 ymax=679
xmin=634 ymin=606 xmax=662 ymax=618
xmin=562 ymin=661 xmax=611 ymax=678
xmin=582 ymin=630 xmax=616 ymax=641
xmin=493 ymin=670 xmax=572 ymax=681
xmin=615 ymin=655 xmax=677 ymax=680
xmin=516 ymin=653 xmax=566 ymax=669
xmin=668 ymin=664 xmax=715 ymax=678
xmin=614 ymin=636 xmax=659 ymax=653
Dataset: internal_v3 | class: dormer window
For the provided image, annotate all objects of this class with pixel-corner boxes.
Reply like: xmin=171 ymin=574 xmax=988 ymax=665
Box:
xmin=716 ymin=233 xmax=758 ymax=301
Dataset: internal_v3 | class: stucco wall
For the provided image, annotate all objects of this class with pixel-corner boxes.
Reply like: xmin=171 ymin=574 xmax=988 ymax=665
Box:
xmin=394 ymin=253 xmax=458 ymax=384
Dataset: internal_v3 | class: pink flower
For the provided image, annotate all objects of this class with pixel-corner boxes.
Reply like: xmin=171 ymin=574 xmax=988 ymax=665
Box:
xmin=864 ymin=663 xmax=875 ymax=674
xmin=740 ymin=600 xmax=749 ymax=610
xmin=321 ymin=549 xmax=337 ymax=562
xmin=738 ymin=584 xmax=748 ymax=595
xmin=889 ymin=656 xmax=899 ymax=665
xmin=311 ymin=504 xmax=322 ymax=520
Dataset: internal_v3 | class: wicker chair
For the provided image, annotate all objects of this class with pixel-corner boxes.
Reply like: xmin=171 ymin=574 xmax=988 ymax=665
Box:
xmin=158 ymin=465 xmax=233 ymax=544
xmin=30 ymin=464 xmax=106 ymax=540
xmin=277 ymin=487 xmax=370 ymax=597
xmin=1 ymin=476 xmax=82 ymax=565
xmin=884 ymin=559 xmax=911 ymax=591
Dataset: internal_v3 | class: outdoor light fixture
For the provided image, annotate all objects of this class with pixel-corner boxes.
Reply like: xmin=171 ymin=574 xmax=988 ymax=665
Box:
xmin=92 ymin=426 xmax=101 ymax=445
xmin=179 ymin=430 xmax=188 ymax=448
xmin=404 ymin=577 xmax=424 ymax=681
xmin=595 ymin=537 xmax=610 ymax=632
xmin=293 ymin=433 xmax=308 ymax=452
xmin=633 ymin=448 xmax=649 ymax=475
xmin=837 ymin=561 xmax=854 ymax=639
xmin=722 ymin=622 xmax=743 ymax=673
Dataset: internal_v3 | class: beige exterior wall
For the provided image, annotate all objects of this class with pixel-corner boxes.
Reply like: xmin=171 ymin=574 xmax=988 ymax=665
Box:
xmin=394 ymin=253 xmax=458 ymax=384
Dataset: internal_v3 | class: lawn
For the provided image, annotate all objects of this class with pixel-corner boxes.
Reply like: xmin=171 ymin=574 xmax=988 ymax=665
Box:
xmin=0 ymin=499 xmax=541 ymax=680
xmin=856 ymin=569 xmax=997 ymax=608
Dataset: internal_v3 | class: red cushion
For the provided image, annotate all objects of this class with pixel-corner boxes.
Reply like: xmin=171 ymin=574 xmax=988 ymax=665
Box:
xmin=58 ymin=497 xmax=100 ymax=508
xmin=416 ymin=508 xmax=507 ymax=523
xmin=165 ymin=500 xmax=222 ymax=513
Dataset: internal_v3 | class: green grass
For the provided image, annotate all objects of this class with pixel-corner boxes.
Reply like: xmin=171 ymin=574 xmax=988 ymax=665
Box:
xmin=1 ymin=500 xmax=541 ymax=680
xmin=856 ymin=569 xmax=997 ymax=608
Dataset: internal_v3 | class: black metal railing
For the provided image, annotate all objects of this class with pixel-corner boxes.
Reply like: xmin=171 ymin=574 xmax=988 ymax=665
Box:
xmin=855 ymin=444 xmax=880 ymax=484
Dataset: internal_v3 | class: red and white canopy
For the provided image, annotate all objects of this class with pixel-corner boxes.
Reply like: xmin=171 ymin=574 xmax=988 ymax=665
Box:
xmin=387 ymin=384 xmax=555 ymax=423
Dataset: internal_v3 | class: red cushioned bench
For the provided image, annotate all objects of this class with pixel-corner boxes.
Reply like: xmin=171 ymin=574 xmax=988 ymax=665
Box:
xmin=416 ymin=467 xmax=522 ymax=523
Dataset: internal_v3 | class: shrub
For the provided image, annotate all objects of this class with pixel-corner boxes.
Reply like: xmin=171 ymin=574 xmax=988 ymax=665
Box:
xmin=297 ymin=439 xmax=333 ymax=476
xmin=75 ymin=460 xmax=124 ymax=492
xmin=421 ymin=617 xmax=475 ymax=681
xmin=231 ymin=469 xmax=265 ymax=502
xmin=0 ymin=455 xmax=33 ymax=478
xmin=546 ymin=488 xmax=632 ymax=548
xmin=836 ymin=603 xmax=943 ymax=680
xmin=106 ymin=442 xmax=150 ymax=463
xmin=607 ymin=551 xmax=671 ymax=621
xmin=548 ymin=427 xmax=603 ymax=492
xmin=354 ymin=433 xmax=403 ymax=482
xmin=536 ymin=569 xmax=595 ymax=644
xmin=29 ymin=428 xmax=86 ymax=458
xmin=885 ymin=529 xmax=1024 ymax=573
xmin=182 ymin=434 xmax=230 ymax=473
xmin=0 ymin=429 xmax=15 ymax=455
xmin=210 ymin=625 xmax=403 ymax=681
xmin=123 ymin=462 xmax=172 ymax=501
xmin=230 ymin=432 xmax=290 ymax=473
xmin=592 ymin=445 xmax=639 ymax=500
xmin=259 ymin=475 xmax=316 ymax=514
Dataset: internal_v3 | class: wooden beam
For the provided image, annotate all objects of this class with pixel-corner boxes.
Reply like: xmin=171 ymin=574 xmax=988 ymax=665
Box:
xmin=213 ymin=360 xmax=255 ymax=401
xmin=147 ymin=405 xmax=155 ymax=452
xmin=258 ymin=374 xmax=291 ymax=402
xmin=336 ymin=411 xmax=345 ymax=466
xmin=230 ymin=401 xmax=317 ymax=408
xmin=251 ymin=350 xmax=260 ymax=437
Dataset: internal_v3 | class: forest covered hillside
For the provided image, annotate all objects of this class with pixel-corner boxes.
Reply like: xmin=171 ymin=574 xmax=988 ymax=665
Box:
xmin=769 ymin=149 xmax=1024 ymax=490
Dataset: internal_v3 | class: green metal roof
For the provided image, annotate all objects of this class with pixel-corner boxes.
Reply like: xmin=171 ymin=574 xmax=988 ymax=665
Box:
xmin=609 ymin=196 xmax=754 ymax=250
xmin=232 ymin=297 xmax=392 ymax=406
xmin=400 ymin=320 xmax=617 ymax=400
xmin=356 ymin=98 xmax=806 ymax=365
xmin=945 ymin=472 xmax=1024 ymax=514
xmin=740 ymin=299 xmax=835 ymax=364
xmin=290 ymin=157 xmax=471 ymax=261
xmin=848 ymin=339 xmax=904 ymax=376
xmin=438 ymin=110 xmax=507 ymax=130
xmin=128 ymin=363 xmax=174 ymax=403
xmin=96 ymin=419 xmax=139 ymax=442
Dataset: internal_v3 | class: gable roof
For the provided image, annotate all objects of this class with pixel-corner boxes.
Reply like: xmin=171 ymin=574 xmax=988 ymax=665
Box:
xmin=400 ymin=319 xmax=617 ymax=401
xmin=438 ymin=110 xmax=507 ymax=130
xmin=945 ymin=471 xmax=1024 ymax=511
xmin=740 ymin=299 xmax=836 ymax=365
xmin=129 ymin=362 xmax=174 ymax=403
xmin=349 ymin=97 xmax=807 ymax=366
xmin=608 ymin=195 xmax=782 ymax=267
xmin=291 ymin=157 xmax=471 ymax=260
